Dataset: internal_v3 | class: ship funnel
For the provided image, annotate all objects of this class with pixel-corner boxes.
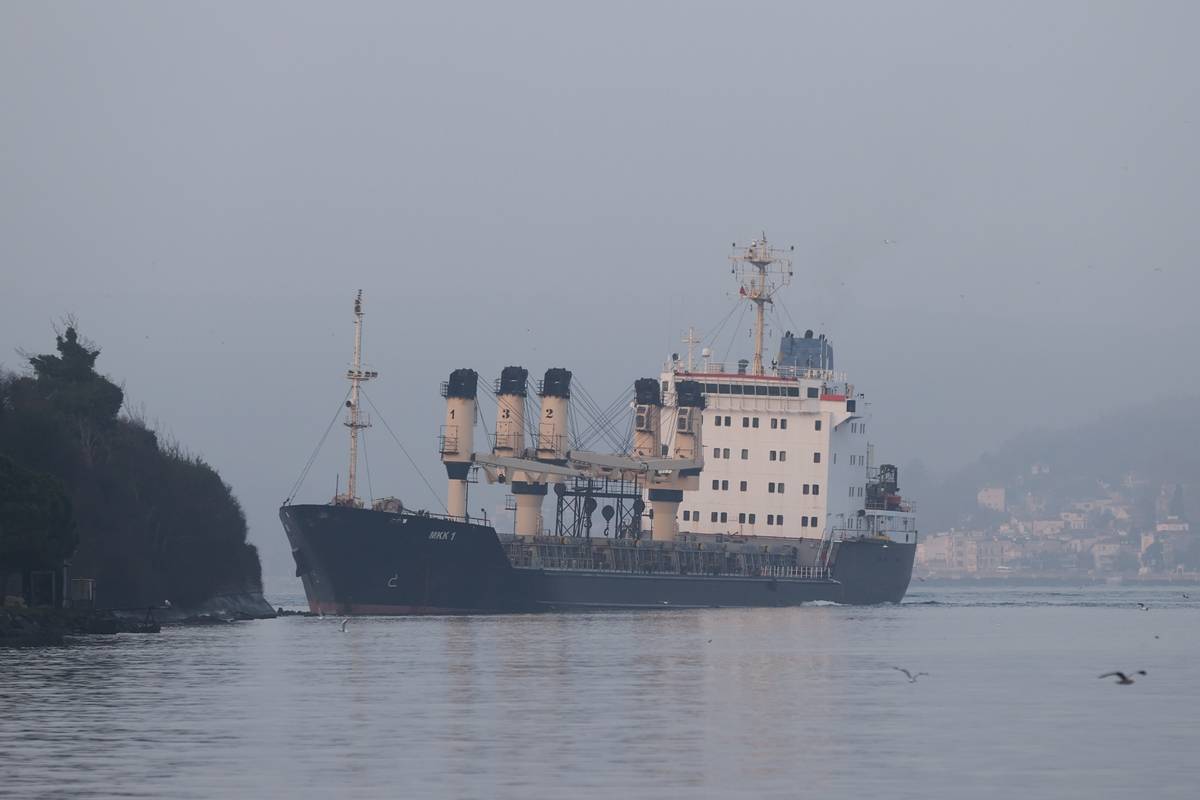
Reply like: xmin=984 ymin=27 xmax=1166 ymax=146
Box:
xmin=493 ymin=366 xmax=527 ymax=457
xmin=535 ymin=368 xmax=571 ymax=463
xmin=632 ymin=378 xmax=662 ymax=459
xmin=440 ymin=368 xmax=478 ymax=520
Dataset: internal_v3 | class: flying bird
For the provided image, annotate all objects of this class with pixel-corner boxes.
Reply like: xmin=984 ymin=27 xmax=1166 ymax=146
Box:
xmin=1099 ymin=670 xmax=1146 ymax=685
xmin=891 ymin=666 xmax=929 ymax=683
xmin=1182 ymin=593 xmax=1190 ymax=599
xmin=340 ymin=618 xmax=350 ymax=632
xmin=1137 ymin=602 xmax=1150 ymax=611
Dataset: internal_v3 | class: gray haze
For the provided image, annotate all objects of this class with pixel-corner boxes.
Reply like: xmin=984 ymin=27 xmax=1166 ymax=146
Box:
xmin=3 ymin=1 xmax=1198 ymax=590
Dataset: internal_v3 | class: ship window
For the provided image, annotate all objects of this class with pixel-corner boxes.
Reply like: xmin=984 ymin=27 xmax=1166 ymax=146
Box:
xmin=768 ymin=482 xmax=776 ymax=493
xmin=714 ymin=416 xmax=722 ymax=427
xmin=748 ymin=513 xmax=756 ymax=524
xmin=801 ymin=516 xmax=808 ymax=527
xmin=778 ymin=483 xmax=785 ymax=494
xmin=768 ymin=386 xmax=782 ymax=396
xmin=807 ymin=387 xmax=819 ymax=399
xmin=718 ymin=384 xmax=730 ymax=394
xmin=812 ymin=452 xmax=820 ymax=463
xmin=767 ymin=515 xmax=775 ymax=526
xmin=809 ymin=516 xmax=817 ymax=527
xmin=731 ymin=385 xmax=743 ymax=395
xmin=755 ymin=385 xmax=767 ymax=396
xmin=780 ymin=419 xmax=787 ymax=430
xmin=722 ymin=480 xmax=729 ymax=491
xmin=712 ymin=448 xmax=720 ymax=459
xmin=705 ymin=383 xmax=719 ymax=393
xmin=833 ymin=453 xmax=837 ymax=464
xmin=769 ymin=450 xmax=777 ymax=461
xmin=661 ymin=444 xmax=669 ymax=457
xmin=803 ymin=484 xmax=810 ymax=495
xmin=778 ymin=515 xmax=785 ymax=526
xmin=683 ymin=510 xmax=690 ymax=521
xmin=771 ymin=418 xmax=778 ymax=429
xmin=724 ymin=416 xmax=731 ymax=426
xmin=787 ymin=387 xmax=799 ymax=397
xmin=720 ymin=512 xmax=727 ymax=523
xmin=741 ymin=449 xmax=749 ymax=460
xmin=742 ymin=417 xmax=750 ymax=427
xmin=850 ymin=486 xmax=855 ymax=497
xmin=722 ymin=448 xmax=730 ymax=459
xmin=858 ymin=487 xmax=864 ymax=497
xmin=739 ymin=481 xmax=747 ymax=492
xmin=752 ymin=417 xmax=760 ymax=428
xmin=814 ymin=420 xmax=822 ymax=431
xmin=713 ymin=479 xmax=720 ymax=490
xmin=738 ymin=513 xmax=746 ymax=523
xmin=861 ymin=424 xmax=866 ymax=434
xmin=813 ymin=484 xmax=820 ymax=495
xmin=710 ymin=512 xmax=718 ymax=522
xmin=847 ymin=399 xmax=856 ymax=412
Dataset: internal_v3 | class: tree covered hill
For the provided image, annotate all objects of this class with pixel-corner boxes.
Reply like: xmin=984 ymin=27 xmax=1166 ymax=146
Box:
xmin=920 ymin=394 xmax=1200 ymax=531
xmin=0 ymin=325 xmax=262 ymax=609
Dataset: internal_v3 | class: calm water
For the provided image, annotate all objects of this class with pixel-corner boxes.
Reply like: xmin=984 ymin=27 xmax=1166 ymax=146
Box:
xmin=2 ymin=586 xmax=1198 ymax=799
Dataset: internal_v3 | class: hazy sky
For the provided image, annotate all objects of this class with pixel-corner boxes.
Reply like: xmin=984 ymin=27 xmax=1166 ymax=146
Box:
xmin=3 ymin=1 xmax=1198 ymax=588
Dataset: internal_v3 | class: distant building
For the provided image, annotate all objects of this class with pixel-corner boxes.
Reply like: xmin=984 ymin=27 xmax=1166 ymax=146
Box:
xmin=1032 ymin=519 xmax=1067 ymax=536
xmin=1059 ymin=511 xmax=1087 ymax=531
xmin=977 ymin=487 xmax=1006 ymax=513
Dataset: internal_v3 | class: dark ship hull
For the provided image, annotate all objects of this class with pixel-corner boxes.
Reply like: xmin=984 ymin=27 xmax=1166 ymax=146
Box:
xmin=281 ymin=504 xmax=916 ymax=614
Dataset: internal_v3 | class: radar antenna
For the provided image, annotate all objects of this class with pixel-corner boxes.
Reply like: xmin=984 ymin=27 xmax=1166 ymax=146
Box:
xmin=730 ymin=233 xmax=793 ymax=375
xmin=340 ymin=290 xmax=378 ymax=505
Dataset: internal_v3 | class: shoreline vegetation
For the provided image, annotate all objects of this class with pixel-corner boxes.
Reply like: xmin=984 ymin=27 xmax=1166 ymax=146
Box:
xmin=1 ymin=323 xmax=273 ymax=635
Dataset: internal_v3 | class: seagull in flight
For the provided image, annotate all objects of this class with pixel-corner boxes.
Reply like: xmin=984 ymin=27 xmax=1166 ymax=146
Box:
xmin=1137 ymin=602 xmax=1150 ymax=611
xmin=891 ymin=666 xmax=929 ymax=683
xmin=1099 ymin=670 xmax=1146 ymax=685
xmin=340 ymin=618 xmax=350 ymax=632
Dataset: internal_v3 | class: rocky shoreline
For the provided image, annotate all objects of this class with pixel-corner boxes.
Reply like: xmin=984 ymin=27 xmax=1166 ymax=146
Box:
xmin=2 ymin=592 xmax=278 ymax=647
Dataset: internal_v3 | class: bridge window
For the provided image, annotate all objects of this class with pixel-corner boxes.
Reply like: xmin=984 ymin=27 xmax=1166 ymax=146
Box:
xmin=738 ymin=513 xmax=746 ymax=524
xmin=719 ymin=512 xmax=727 ymax=523
xmin=768 ymin=386 xmax=781 ymax=396
xmin=787 ymin=387 xmax=800 ymax=397
xmin=807 ymin=387 xmax=819 ymax=398
xmin=814 ymin=420 xmax=822 ymax=431
xmin=724 ymin=416 xmax=731 ymax=426
xmin=752 ymin=417 xmax=760 ymax=428
xmin=683 ymin=510 xmax=690 ymax=521
xmin=710 ymin=512 xmax=718 ymax=522
xmin=767 ymin=515 xmax=775 ymax=526
xmin=714 ymin=416 xmax=722 ymax=427
xmin=712 ymin=480 xmax=720 ymax=490
xmin=748 ymin=514 xmax=756 ymax=524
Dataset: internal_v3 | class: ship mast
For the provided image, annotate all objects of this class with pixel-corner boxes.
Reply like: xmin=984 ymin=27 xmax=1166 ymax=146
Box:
xmin=342 ymin=290 xmax=377 ymax=505
xmin=730 ymin=233 xmax=793 ymax=375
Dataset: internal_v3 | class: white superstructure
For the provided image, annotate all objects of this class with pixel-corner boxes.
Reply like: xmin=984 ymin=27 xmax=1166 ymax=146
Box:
xmin=659 ymin=235 xmax=916 ymax=549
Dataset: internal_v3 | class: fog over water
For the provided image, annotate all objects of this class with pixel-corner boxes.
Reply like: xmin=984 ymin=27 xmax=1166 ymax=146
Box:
xmin=3 ymin=2 xmax=1198 ymax=587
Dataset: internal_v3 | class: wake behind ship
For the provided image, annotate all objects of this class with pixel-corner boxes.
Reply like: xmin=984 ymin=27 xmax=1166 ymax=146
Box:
xmin=281 ymin=237 xmax=917 ymax=613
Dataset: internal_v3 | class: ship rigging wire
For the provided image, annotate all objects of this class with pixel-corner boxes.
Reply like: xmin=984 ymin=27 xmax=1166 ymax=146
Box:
xmin=360 ymin=389 xmax=447 ymax=513
xmin=285 ymin=386 xmax=353 ymax=504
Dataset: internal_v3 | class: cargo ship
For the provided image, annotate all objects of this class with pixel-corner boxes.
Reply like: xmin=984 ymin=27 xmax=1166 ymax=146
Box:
xmin=281 ymin=236 xmax=917 ymax=612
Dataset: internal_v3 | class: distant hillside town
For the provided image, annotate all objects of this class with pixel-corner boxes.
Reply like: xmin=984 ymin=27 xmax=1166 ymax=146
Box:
xmin=918 ymin=470 xmax=1196 ymax=580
